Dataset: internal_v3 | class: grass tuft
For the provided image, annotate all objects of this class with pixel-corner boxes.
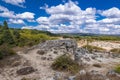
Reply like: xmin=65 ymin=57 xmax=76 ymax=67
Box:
xmin=82 ymin=45 xmax=106 ymax=53
xmin=51 ymin=54 xmax=80 ymax=74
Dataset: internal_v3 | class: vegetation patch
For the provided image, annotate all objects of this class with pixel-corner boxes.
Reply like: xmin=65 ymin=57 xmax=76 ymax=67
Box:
xmin=51 ymin=54 xmax=80 ymax=74
xmin=0 ymin=21 xmax=58 ymax=47
xmin=114 ymin=65 xmax=120 ymax=74
xmin=0 ymin=44 xmax=16 ymax=59
xmin=110 ymin=48 xmax=120 ymax=54
xmin=82 ymin=45 xmax=106 ymax=53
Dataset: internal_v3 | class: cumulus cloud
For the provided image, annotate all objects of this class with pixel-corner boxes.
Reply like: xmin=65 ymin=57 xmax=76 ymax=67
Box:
xmin=36 ymin=17 xmax=49 ymax=25
xmin=100 ymin=7 xmax=120 ymax=18
xmin=2 ymin=0 xmax=25 ymax=8
xmin=3 ymin=0 xmax=118 ymax=34
xmin=0 ymin=5 xmax=35 ymax=24
xmin=0 ymin=5 xmax=9 ymax=12
xmin=9 ymin=19 xmax=25 ymax=24
xmin=34 ymin=0 xmax=97 ymax=33
xmin=16 ymin=12 xmax=35 ymax=20
xmin=0 ymin=5 xmax=15 ymax=18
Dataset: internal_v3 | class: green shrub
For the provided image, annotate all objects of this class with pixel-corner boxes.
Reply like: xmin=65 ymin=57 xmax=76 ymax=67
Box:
xmin=82 ymin=45 xmax=106 ymax=53
xmin=0 ymin=44 xmax=16 ymax=59
xmin=51 ymin=54 xmax=80 ymax=74
xmin=110 ymin=48 xmax=120 ymax=54
xmin=115 ymin=65 xmax=120 ymax=74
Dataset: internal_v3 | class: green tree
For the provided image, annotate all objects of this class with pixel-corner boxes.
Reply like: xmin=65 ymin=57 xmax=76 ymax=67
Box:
xmin=3 ymin=21 xmax=9 ymax=30
xmin=2 ymin=30 xmax=15 ymax=44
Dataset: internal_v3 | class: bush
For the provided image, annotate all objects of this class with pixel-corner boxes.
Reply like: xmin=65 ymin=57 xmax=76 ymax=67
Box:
xmin=0 ymin=44 xmax=16 ymax=59
xmin=82 ymin=45 xmax=106 ymax=53
xmin=110 ymin=48 xmax=120 ymax=54
xmin=115 ymin=65 xmax=120 ymax=74
xmin=51 ymin=54 xmax=80 ymax=74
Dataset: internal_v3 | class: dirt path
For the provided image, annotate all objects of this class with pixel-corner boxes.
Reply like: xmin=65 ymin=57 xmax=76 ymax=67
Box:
xmin=17 ymin=49 xmax=55 ymax=80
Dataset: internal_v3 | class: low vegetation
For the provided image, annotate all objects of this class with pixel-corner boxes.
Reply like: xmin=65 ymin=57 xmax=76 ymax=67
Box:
xmin=0 ymin=44 xmax=16 ymax=59
xmin=0 ymin=21 xmax=58 ymax=60
xmin=61 ymin=34 xmax=120 ymax=41
xmin=114 ymin=65 xmax=120 ymax=74
xmin=51 ymin=54 xmax=80 ymax=74
xmin=110 ymin=48 xmax=120 ymax=54
xmin=82 ymin=45 xmax=106 ymax=53
xmin=0 ymin=21 xmax=58 ymax=47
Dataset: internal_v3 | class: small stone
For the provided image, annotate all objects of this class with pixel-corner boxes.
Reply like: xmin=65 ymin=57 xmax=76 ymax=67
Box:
xmin=11 ymin=61 xmax=21 ymax=67
xmin=17 ymin=67 xmax=35 ymax=75
xmin=41 ymin=57 xmax=47 ymax=60
xmin=37 ymin=50 xmax=45 ymax=55
xmin=79 ymin=70 xmax=86 ymax=75
xmin=68 ymin=76 xmax=76 ymax=80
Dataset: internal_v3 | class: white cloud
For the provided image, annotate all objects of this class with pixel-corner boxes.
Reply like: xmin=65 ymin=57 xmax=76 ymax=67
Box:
xmin=0 ymin=5 xmax=15 ymax=18
xmin=2 ymin=0 xmax=25 ymax=8
xmin=46 ymin=1 xmax=81 ymax=15
xmin=16 ymin=12 xmax=35 ymax=20
xmin=0 ymin=11 xmax=15 ymax=18
xmin=36 ymin=17 xmax=49 ymax=25
xmin=34 ymin=0 xmax=97 ymax=33
xmin=100 ymin=7 xmax=120 ymax=18
xmin=1 ymin=1 xmax=119 ymax=34
xmin=9 ymin=19 xmax=25 ymax=24
xmin=0 ymin=5 xmax=9 ymax=12
xmin=98 ymin=18 xmax=120 ymax=24
xmin=0 ymin=5 xmax=35 ymax=23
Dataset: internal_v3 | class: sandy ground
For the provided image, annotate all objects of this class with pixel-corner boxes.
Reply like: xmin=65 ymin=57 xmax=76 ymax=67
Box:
xmin=17 ymin=49 xmax=56 ymax=80
xmin=89 ymin=41 xmax=120 ymax=51
xmin=78 ymin=40 xmax=120 ymax=51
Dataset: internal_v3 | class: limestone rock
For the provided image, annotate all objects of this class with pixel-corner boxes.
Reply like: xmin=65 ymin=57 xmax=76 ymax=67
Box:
xmin=36 ymin=39 xmax=77 ymax=54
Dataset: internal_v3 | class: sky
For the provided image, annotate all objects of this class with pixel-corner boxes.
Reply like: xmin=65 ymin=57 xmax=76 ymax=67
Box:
xmin=0 ymin=0 xmax=120 ymax=34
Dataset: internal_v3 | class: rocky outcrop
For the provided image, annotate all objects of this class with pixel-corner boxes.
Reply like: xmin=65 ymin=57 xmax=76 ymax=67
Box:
xmin=24 ymin=39 xmax=77 ymax=54
xmin=37 ymin=39 xmax=77 ymax=54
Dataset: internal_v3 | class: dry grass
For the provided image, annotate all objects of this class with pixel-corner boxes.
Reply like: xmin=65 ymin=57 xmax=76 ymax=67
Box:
xmin=82 ymin=45 xmax=106 ymax=53
xmin=114 ymin=65 xmax=120 ymax=74
xmin=51 ymin=54 xmax=80 ymax=74
xmin=110 ymin=48 xmax=120 ymax=54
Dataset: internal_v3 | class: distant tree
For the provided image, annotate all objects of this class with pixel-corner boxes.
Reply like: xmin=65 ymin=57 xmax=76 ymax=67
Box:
xmin=0 ymin=25 xmax=3 ymax=34
xmin=2 ymin=30 xmax=15 ymax=44
xmin=3 ymin=21 xmax=9 ymax=30
xmin=0 ymin=24 xmax=2 ymax=27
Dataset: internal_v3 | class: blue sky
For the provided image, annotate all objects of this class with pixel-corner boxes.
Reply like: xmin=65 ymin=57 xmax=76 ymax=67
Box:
xmin=0 ymin=0 xmax=120 ymax=34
